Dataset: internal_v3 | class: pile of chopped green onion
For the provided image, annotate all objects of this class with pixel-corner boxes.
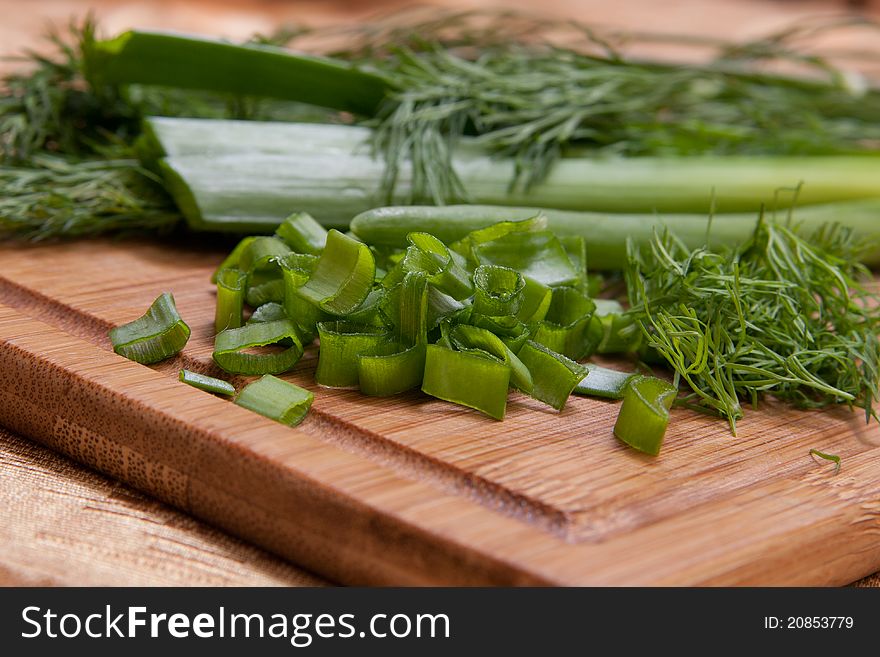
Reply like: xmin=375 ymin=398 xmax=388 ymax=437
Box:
xmin=107 ymin=211 xmax=677 ymax=453
xmin=201 ymin=210 xmax=674 ymax=453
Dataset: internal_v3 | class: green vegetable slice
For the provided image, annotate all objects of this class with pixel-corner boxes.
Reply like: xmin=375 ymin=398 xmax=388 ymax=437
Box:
xmin=234 ymin=374 xmax=314 ymax=427
xmin=278 ymin=252 xmax=324 ymax=340
xmin=359 ymin=271 xmax=429 ymax=396
xmin=178 ymin=369 xmax=235 ymax=396
xmin=238 ymin=236 xmax=290 ymax=274
xmin=213 ymin=319 xmax=304 ymax=375
xmin=422 ymin=344 xmax=510 ymax=420
xmin=401 ymin=232 xmax=473 ymax=300
xmin=531 ymin=286 xmax=602 ymax=360
xmin=214 ymin=267 xmax=246 ymax=334
xmin=453 ymin=213 xmax=548 ymax=263
xmin=516 ymin=276 xmax=553 ymax=324
xmin=449 ymin=324 xmax=533 ymax=394
xmin=346 ymin=288 xmax=387 ymax=327
xmin=473 ymin=230 xmax=580 ymax=287
xmin=472 ymin=265 xmax=525 ymax=317
xmin=109 ymin=292 xmax=191 ymax=364
xmin=247 ymin=302 xmax=287 ymax=324
xmin=295 ymin=229 xmax=375 ymax=315
xmin=574 ymin=364 xmax=639 ymax=399
xmin=275 ymin=211 xmax=328 ymax=255
xmin=359 ymin=343 xmax=427 ymax=397
xmin=593 ymin=299 xmax=625 ymax=316
xmin=315 ymin=321 xmax=391 ymax=388
xmin=559 ymin=235 xmax=588 ymax=284
xmin=516 ymin=340 xmax=587 ymax=410
xmin=212 ymin=236 xmax=256 ymax=283
xmin=613 ymin=375 xmax=678 ymax=455
xmin=595 ymin=312 xmax=642 ymax=354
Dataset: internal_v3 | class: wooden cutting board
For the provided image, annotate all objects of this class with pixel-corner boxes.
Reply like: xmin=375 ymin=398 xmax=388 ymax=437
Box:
xmin=1 ymin=237 xmax=879 ymax=585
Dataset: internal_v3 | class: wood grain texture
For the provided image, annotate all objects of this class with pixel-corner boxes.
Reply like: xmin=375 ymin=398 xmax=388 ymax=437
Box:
xmin=1 ymin=238 xmax=879 ymax=585
xmin=3 ymin=0 xmax=880 ymax=587
xmin=0 ymin=426 xmax=327 ymax=586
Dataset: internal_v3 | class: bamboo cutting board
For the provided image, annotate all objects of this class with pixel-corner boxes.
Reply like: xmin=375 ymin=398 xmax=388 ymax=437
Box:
xmin=1 ymin=237 xmax=879 ymax=585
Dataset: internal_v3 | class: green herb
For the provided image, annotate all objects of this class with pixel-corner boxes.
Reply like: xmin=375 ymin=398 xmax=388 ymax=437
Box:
xmin=8 ymin=13 xmax=880 ymax=240
xmin=809 ymin=448 xmax=842 ymax=474
xmin=0 ymin=156 xmax=178 ymax=240
xmin=626 ymin=215 xmax=880 ymax=433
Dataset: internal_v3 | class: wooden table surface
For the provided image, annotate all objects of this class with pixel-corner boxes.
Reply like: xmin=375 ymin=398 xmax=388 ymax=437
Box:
xmin=2 ymin=0 xmax=880 ymax=587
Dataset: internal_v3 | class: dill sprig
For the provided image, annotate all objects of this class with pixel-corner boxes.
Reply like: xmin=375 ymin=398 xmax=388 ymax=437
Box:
xmin=0 ymin=16 xmax=141 ymax=162
xmin=301 ymin=9 xmax=880 ymax=204
xmin=0 ymin=18 xmax=326 ymax=240
xmin=625 ymin=213 xmax=880 ymax=434
xmin=0 ymin=155 xmax=178 ymax=239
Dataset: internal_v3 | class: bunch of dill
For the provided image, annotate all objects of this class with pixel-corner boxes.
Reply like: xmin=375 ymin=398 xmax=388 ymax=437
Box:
xmin=0 ymin=18 xmax=316 ymax=239
xmin=625 ymin=213 xmax=880 ymax=433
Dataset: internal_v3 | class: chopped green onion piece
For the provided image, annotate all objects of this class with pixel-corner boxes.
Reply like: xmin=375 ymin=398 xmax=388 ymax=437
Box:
xmin=277 ymin=252 xmax=320 ymax=287
xmin=402 ymin=232 xmax=473 ymax=300
xmin=454 ymin=213 xmax=548 ymax=263
xmin=422 ymin=344 xmax=510 ymax=420
xmin=473 ymin=265 xmax=525 ymax=317
xmin=449 ymin=324 xmax=532 ymax=394
xmin=357 ymin=271 xmax=429 ymax=396
xmin=380 ymin=271 xmax=429 ymax=344
xmin=345 ymin=288 xmax=386 ymax=326
xmin=248 ymin=302 xmax=287 ymax=324
xmin=213 ymin=319 xmax=304 ymax=375
xmin=235 ymin=374 xmax=314 ymax=427
xmin=237 ymin=236 xmax=290 ymax=307
xmin=559 ymin=235 xmax=588 ymax=285
xmin=215 ymin=268 xmax=246 ymax=334
xmin=211 ymin=236 xmax=256 ymax=284
xmin=474 ymin=231 xmax=579 ymax=287
xmin=295 ymin=229 xmax=375 ymax=315
xmin=315 ymin=321 xmax=390 ymax=388
xmin=245 ymin=273 xmax=285 ymax=307
xmin=516 ymin=340 xmax=587 ymax=410
xmin=238 ymin=236 xmax=290 ymax=274
xmin=531 ymin=286 xmax=602 ymax=360
xmin=809 ymin=448 xmax=841 ymax=474
xmin=178 ymin=369 xmax=235 ymax=396
xmin=109 ymin=292 xmax=191 ymax=364
xmin=593 ymin=299 xmax=625 ymax=316
xmin=613 ymin=375 xmax=677 ymax=456
xmin=574 ymin=364 xmax=638 ymax=399
xmin=279 ymin=252 xmax=325 ymax=340
xmin=596 ymin=312 xmax=643 ymax=354
xmin=359 ymin=343 xmax=427 ymax=396
xmin=516 ymin=276 xmax=553 ymax=324
xmin=275 ymin=211 xmax=328 ymax=255
xmin=470 ymin=312 xmax=526 ymax=339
